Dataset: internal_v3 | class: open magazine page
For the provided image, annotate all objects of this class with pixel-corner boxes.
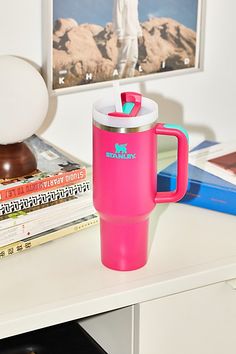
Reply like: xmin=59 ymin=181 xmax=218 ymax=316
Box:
xmin=189 ymin=141 xmax=236 ymax=185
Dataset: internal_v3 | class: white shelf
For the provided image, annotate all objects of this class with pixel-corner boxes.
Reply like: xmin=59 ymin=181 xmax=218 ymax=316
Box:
xmin=0 ymin=202 xmax=236 ymax=340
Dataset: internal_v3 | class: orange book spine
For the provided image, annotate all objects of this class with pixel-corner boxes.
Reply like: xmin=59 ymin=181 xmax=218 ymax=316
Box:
xmin=0 ymin=168 xmax=87 ymax=202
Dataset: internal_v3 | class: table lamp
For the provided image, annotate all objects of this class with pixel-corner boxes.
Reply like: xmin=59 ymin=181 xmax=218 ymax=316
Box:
xmin=0 ymin=55 xmax=49 ymax=179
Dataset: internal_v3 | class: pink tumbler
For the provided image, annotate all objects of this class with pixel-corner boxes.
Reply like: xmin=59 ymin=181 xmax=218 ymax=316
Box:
xmin=93 ymin=92 xmax=188 ymax=271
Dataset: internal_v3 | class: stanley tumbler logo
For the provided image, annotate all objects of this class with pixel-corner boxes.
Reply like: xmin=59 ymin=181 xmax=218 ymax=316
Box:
xmin=106 ymin=143 xmax=136 ymax=160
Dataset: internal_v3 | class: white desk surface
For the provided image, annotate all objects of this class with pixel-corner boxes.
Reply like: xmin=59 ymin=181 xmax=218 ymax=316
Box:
xmin=0 ymin=199 xmax=236 ymax=340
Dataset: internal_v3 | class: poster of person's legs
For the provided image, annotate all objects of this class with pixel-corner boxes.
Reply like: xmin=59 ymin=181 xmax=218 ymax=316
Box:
xmin=52 ymin=0 xmax=201 ymax=92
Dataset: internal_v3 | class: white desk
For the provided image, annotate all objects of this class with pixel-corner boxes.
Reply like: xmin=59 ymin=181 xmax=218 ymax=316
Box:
xmin=0 ymin=201 xmax=236 ymax=353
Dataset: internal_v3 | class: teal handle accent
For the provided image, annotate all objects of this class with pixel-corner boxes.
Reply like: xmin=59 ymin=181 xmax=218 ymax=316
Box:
xmin=122 ymin=102 xmax=135 ymax=114
xmin=163 ymin=124 xmax=189 ymax=141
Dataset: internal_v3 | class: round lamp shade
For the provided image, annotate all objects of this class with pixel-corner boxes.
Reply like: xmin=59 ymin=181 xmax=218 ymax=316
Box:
xmin=0 ymin=56 xmax=49 ymax=145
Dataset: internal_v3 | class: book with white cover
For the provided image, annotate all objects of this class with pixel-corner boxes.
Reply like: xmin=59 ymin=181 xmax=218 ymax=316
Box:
xmin=0 ymin=203 xmax=96 ymax=247
xmin=0 ymin=192 xmax=93 ymax=230
xmin=0 ymin=214 xmax=99 ymax=260
xmin=189 ymin=141 xmax=236 ymax=185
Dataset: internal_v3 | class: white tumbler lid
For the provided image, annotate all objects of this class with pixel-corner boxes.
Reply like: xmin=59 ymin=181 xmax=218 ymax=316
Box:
xmin=93 ymin=94 xmax=158 ymax=129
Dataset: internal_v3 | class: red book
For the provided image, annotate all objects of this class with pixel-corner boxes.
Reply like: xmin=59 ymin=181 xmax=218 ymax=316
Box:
xmin=0 ymin=135 xmax=89 ymax=202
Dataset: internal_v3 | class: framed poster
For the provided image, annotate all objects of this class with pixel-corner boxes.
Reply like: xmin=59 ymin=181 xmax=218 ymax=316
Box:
xmin=43 ymin=0 xmax=203 ymax=95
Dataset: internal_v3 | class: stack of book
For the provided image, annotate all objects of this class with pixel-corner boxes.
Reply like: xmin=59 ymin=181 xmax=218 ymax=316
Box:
xmin=0 ymin=135 xmax=98 ymax=259
xmin=158 ymin=140 xmax=236 ymax=215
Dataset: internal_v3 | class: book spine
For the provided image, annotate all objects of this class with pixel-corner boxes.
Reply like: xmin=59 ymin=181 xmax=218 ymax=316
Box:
xmin=158 ymin=174 xmax=236 ymax=215
xmin=181 ymin=184 xmax=236 ymax=215
xmin=0 ymin=167 xmax=87 ymax=202
xmin=0 ymin=215 xmax=99 ymax=260
xmin=0 ymin=205 xmax=96 ymax=247
xmin=0 ymin=180 xmax=90 ymax=216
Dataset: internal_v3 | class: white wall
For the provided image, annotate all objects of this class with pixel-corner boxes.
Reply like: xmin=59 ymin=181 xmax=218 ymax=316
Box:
xmin=1 ymin=0 xmax=236 ymax=164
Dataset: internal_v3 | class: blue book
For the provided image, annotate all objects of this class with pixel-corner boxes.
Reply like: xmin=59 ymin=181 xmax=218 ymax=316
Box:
xmin=157 ymin=141 xmax=236 ymax=215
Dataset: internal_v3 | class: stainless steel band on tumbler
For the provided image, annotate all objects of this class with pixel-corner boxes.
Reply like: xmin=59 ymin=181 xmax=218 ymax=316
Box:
xmin=93 ymin=120 xmax=157 ymax=133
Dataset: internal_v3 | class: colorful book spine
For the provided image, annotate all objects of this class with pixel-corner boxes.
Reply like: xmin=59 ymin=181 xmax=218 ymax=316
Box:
xmin=0 ymin=180 xmax=90 ymax=216
xmin=0 ymin=214 xmax=99 ymax=260
xmin=0 ymin=168 xmax=87 ymax=202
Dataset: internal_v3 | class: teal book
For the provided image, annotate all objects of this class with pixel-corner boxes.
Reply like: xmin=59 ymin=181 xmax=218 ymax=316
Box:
xmin=157 ymin=141 xmax=236 ymax=215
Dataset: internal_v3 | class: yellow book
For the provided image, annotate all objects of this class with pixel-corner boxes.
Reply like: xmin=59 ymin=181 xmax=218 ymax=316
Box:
xmin=0 ymin=214 xmax=99 ymax=259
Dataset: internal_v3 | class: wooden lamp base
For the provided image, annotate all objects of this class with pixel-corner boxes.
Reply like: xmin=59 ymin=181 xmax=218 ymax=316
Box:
xmin=0 ymin=142 xmax=37 ymax=179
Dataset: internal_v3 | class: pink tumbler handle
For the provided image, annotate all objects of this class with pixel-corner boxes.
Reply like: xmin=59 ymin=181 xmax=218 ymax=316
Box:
xmin=155 ymin=123 xmax=189 ymax=204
